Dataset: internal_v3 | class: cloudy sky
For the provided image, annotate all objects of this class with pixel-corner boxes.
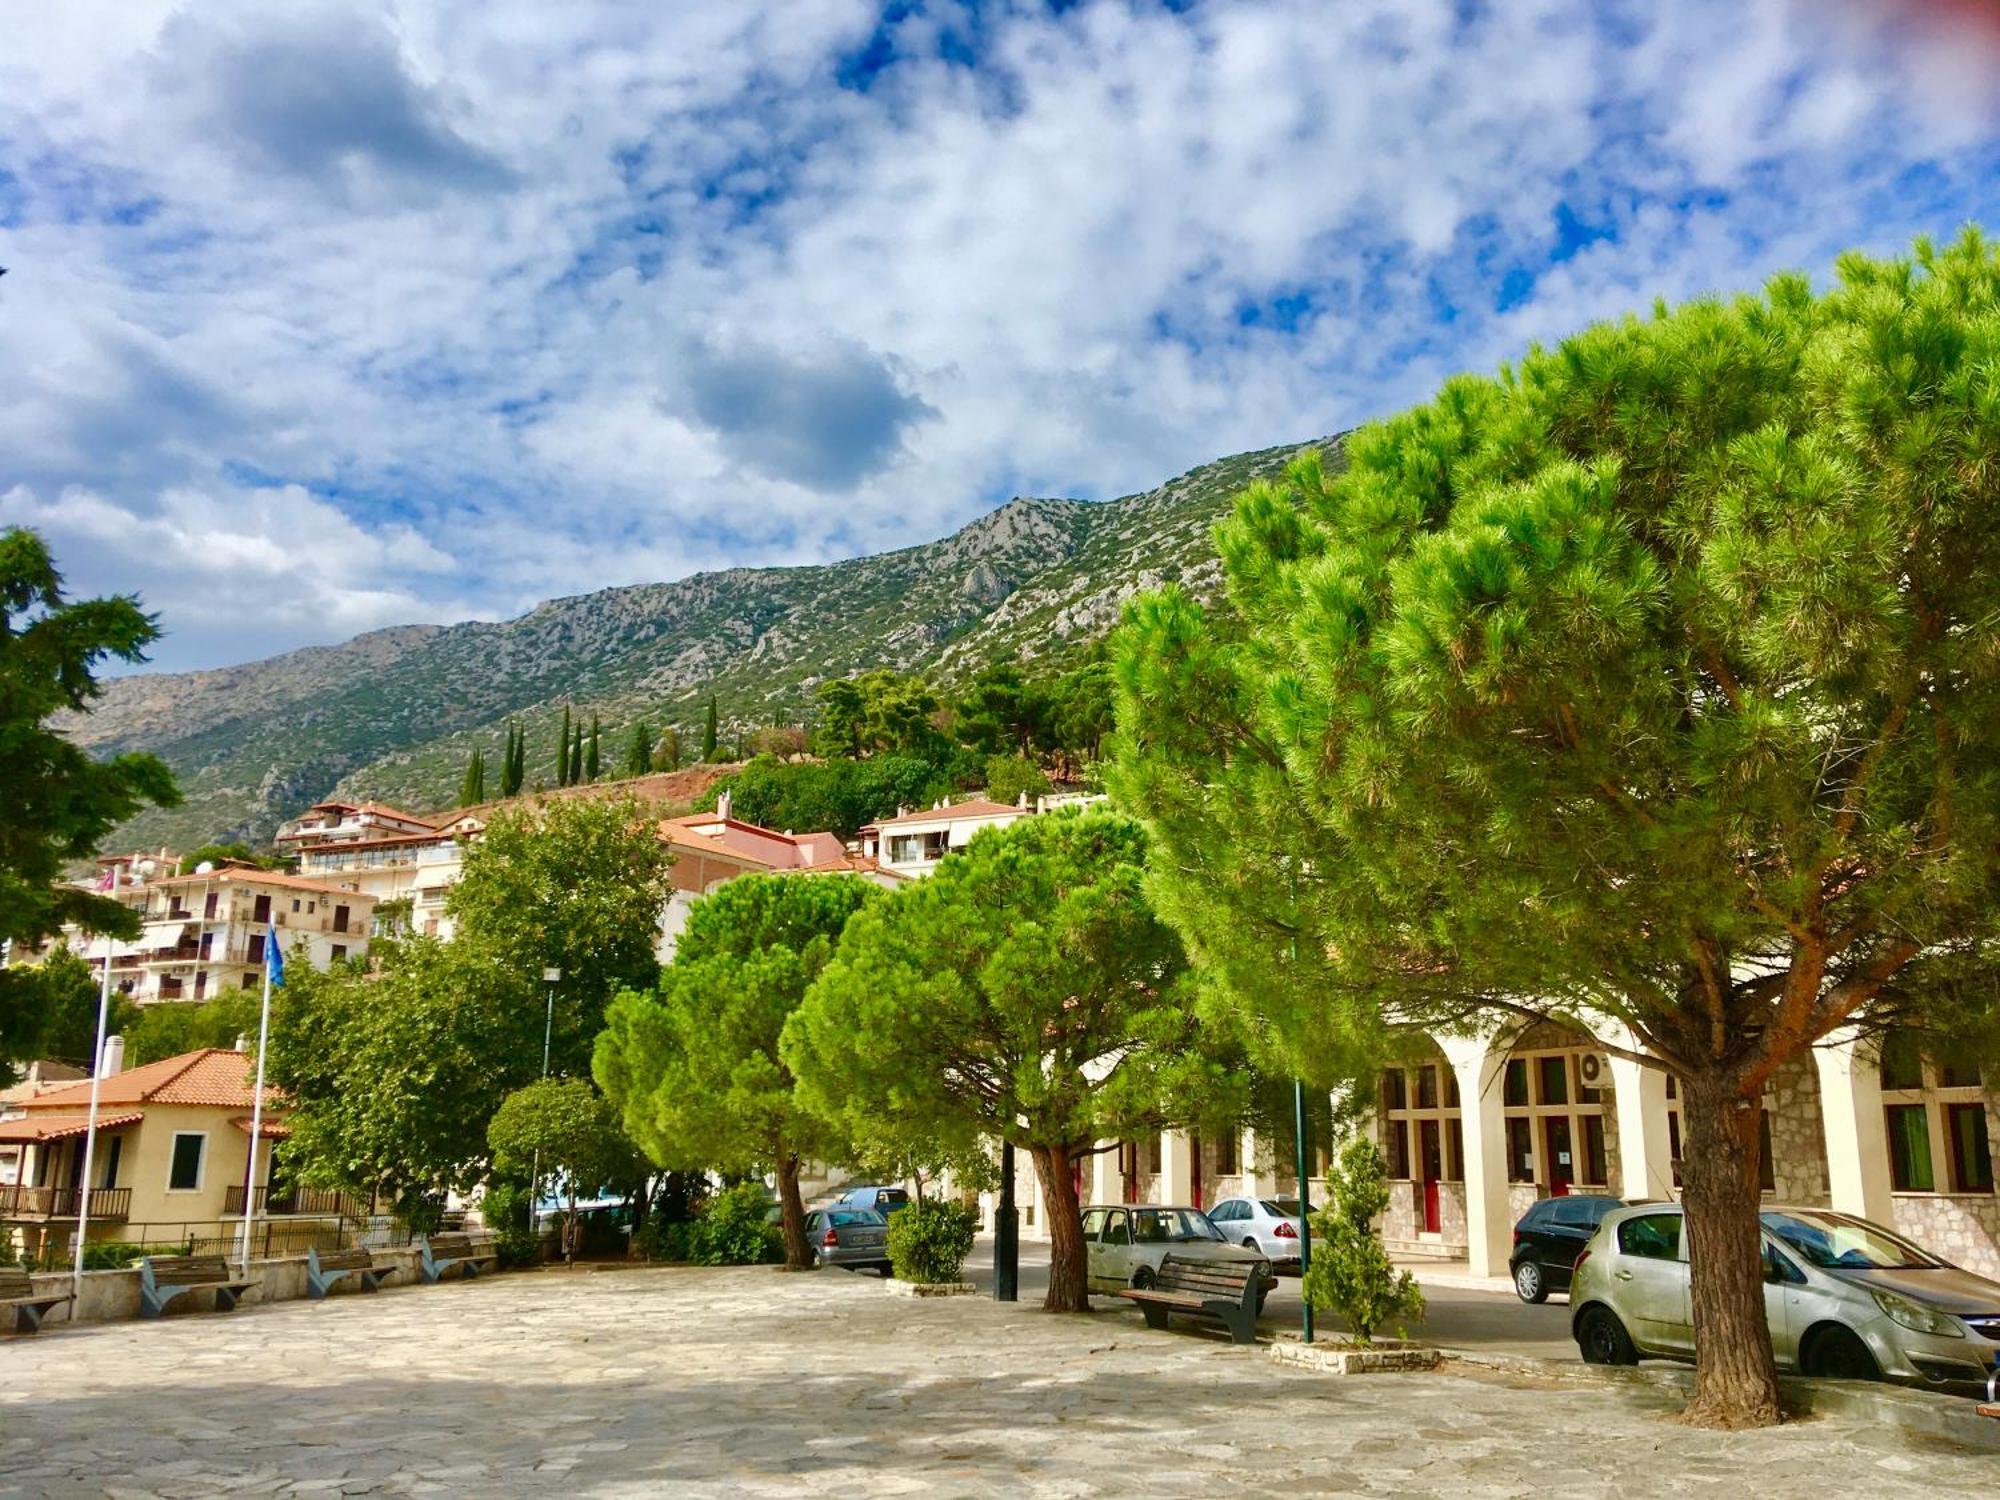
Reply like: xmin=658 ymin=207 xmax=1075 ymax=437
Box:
xmin=4 ymin=0 xmax=1998 ymax=671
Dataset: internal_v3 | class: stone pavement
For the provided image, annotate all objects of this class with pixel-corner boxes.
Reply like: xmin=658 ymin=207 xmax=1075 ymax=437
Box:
xmin=1 ymin=1263 xmax=1990 ymax=1497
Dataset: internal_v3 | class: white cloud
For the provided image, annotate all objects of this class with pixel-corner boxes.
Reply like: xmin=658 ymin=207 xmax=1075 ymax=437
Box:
xmin=1 ymin=0 xmax=1997 ymax=669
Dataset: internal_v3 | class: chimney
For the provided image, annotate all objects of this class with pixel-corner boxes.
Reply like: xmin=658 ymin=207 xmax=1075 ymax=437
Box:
xmin=717 ymin=790 xmax=732 ymax=821
xmin=98 ymin=1034 xmax=125 ymax=1078
xmin=235 ymin=1034 xmax=251 ymax=1053
xmin=1017 ymin=791 xmax=1029 ymax=809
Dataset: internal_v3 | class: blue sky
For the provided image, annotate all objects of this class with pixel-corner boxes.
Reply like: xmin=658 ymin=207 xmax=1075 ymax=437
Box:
xmin=3 ymin=0 xmax=1999 ymax=671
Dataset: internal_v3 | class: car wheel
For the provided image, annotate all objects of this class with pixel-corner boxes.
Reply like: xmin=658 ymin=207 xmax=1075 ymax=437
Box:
xmin=1514 ymin=1261 xmax=1547 ymax=1304
xmin=1243 ymin=1238 xmax=1260 ymax=1252
xmin=876 ymin=1264 xmax=895 ymax=1279
xmin=1131 ymin=1266 xmax=1156 ymax=1292
xmin=1576 ymin=1305 xmax=1638 ymax=1366
xmin=1255 ymin=1289 xmax=1270 ymax=1315
xmin=1802 ymin=1324 xmax=1878 ymax=1382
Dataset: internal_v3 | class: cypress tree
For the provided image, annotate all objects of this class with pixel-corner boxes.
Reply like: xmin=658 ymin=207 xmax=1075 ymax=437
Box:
xmin=625 ymin=720 xmax=653 ymax=778
xmin=586 ymin=714 xmax=601 ymax=782
xmin=460 ymin=748 xmax=486 ymax=806
xmin=501 ymin=722 xmax=525 ymax=797
xmin=557 ymin=706 xmax=573 ymax=787
xmin=569 ymin=723 xmax=584 ymax=787
xmin=701 ymin=696 xmax=719 ymax=762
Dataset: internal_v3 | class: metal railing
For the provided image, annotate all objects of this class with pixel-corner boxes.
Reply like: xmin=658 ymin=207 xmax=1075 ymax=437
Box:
xmin=4 ymin=1215 xmax=414 ymax=1273
xmin=222 ymin=1184 xmax=363 ymax=1218
xmin=0 ymin=1184 xmax=133 ymax=1221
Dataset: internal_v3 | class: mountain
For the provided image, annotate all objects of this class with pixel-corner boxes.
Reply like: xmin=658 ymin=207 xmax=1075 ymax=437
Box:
xmin=68 ymin=436 xmax=1334 ymax=851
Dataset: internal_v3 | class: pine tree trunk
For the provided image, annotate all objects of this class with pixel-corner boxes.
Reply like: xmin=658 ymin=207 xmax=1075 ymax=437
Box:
xmin=1677 ymin=1072 xmax=1783 ymax=1428
xmin=775 ymin=1152 xmax=812 ymax=1271
xmin=1033 ymin=1143 xmax=1089 ymax=1312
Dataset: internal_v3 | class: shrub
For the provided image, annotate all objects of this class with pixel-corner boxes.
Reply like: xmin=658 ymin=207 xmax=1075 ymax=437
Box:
xmin=886 ymin=1199 xmax=978 ymax=1285
xmin=634 ymin=1217 xmax=697 ymax=1263
xmin=480 ymin=1180 xmax=540 ymax=1269
xmin=1300 ymin=1135 xmax=1425 ymax=1345
xmin=81 ymin=1240 xmax=190 ymax=1271
xmin=686 ymin=1182 xmax=782 ymax=1266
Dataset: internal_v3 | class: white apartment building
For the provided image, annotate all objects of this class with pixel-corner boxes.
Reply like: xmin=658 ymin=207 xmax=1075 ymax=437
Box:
xmin=856 ymin=797 xmax=1035 ymax=877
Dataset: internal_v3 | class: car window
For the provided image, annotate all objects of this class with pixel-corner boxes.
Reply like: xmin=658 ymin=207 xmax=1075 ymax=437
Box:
xmin=1552 ymin=1198 xmax=1599 ymax=1228
xmin=1081 ymin=1209 xmax=1108 ymax=1240
xmin=1179 ymin=1210 xmax=1224 ymax=1242
xmin=1211 ymin=1200 xmax=1241 ymax=1222
xmin=876 ymin=1189 xmax=909 ymax=1210
xmin=805 ymin=1212 xmax=821 ymax=1231
xmin=1132 ymin=1209 xmax=1172 ymax=1244
xmin=1102 ymin=1210 xmax=1131 ymax=1245
xmin=1760 ymin=1210 xmax=1939 ymax=1270
xmin=828 ymin=1210 xmax=882 ymax=1227
xmin=1267 ymin=1198 xmax=1304 ymax=1218
xmin=1617 ymin=1212 xmax=1683 ymax=1261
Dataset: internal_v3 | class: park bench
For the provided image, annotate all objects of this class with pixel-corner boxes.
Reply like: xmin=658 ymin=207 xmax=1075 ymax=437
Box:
xmin=0 ymin=1266 xmax=72 ymax=1334
xmin=1117 ymin=1253 xmax=1263 ymax=1345
xmin=307 ymin=1244 xmax=401 ymax=1300
xmin=419 ymin=1232 xmax=498 ymax=1284
xmin=139 ymin=1254 xmax=259 ymax=1318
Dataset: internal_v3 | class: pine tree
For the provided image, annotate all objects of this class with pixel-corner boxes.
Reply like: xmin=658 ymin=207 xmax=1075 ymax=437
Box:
xmin=654 ymin=725 xmax=682 ymax=772
xmin=701 ymin=696 xmax=719 ymax=762
xmin=460 ymin=749 xmax=486 ymax=807
xmin=557 ymin=707 xmax=573 ymax=787
xmin=624 ymin=720 xmax=653 ymax=778
xmin=586 ymin=714 xmax=601 ymax=782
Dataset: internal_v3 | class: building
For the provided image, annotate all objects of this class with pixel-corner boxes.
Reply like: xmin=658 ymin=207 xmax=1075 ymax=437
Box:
xmin=856 ymin=797 xmax=1034 ymax=878
xmin=0 ymin=1061 xmax=88 ymax=1187
xmin=0 ymin=1045 xmax=338 ymax=1265
xmin=109 ymin=868 xmax=377 ymax=1003
xmin=281 ymin=800 xmax=456 ymax=911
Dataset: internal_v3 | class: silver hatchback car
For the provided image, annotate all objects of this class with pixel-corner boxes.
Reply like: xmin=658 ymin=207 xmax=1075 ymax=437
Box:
xmin=1571 ymin=1203 xmax=2000 ymax=1393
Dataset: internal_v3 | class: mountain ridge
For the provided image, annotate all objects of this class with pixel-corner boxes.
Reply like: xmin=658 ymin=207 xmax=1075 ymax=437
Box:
xmin=72 ymin=436 xmax=1334 ymax=850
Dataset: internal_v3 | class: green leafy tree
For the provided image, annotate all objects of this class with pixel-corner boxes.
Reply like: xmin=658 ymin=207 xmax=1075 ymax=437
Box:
xmin=597 ymin=874 xmax=876 ymax=1269
xmin=0 ymin=530 xmax=179 ymax=1066
xmin=982 ymin=755 xmax=1049 ymax=808
xmin=125 ymin=989 xmax=260 ymax=1066
xmin=501 ymin=722 xmax=525 ymax=798
xmin=1047 ymin=654 xmax=1116 ymax=774
xmin=784 ymin=810 xmax=1242 ymax=1312
xmin=886 ymin=1199 xmax=978 ymax=1285
xmin=176 ymin=842 xmax=278 ymax=874
xmin=1300 ymin=1135 xmax=1424 ymax=1345
xmin=556 ymin=706 xmax=573 ymax=787
xmin=460 ymin=749 xmax=486 ymax=807
xmin=1111 ymin=230 xmax=2000 ymax=1426
xmin=953 ymin=662 xmax=1049 ymax=756
xmin=3 ymin=945 xmax=137 ymax=1069
xmin=714 ymin=753 xmax=967 ymax=840
xmin=447 ymin=796 xmax=673 ymax=1078
xmin=586 ymin=714 xmax=601 ymax=782
xmin=653 ymin=725 xmax=683 ymax=772
xmin=701 ymin=695 xmax=720 ymax=762
xmin=487 ymin=1078 xmax=647 ymax=1261
xmin=269 ymin=938 xmax=543 ymax=1221
xmin=811 ymin=670 xmax=942 ymax=759
xmin=624 ymin=720 xmax=654 ymax=778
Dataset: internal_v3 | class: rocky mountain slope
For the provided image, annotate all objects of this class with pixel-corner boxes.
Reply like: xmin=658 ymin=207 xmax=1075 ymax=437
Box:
xmin=70 ymin=436 xmax=1333 ymax=850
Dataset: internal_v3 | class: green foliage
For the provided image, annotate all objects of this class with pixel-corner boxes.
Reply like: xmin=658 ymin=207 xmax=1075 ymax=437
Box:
xmin=886 ymin=1199 xmax=978 ymax=1285
xmin=446 ymin=796 xmax=673 ymax=1077
xmin=701 ymin=696 xmax=719 ymax=762
xmin=488 ymin=1078 xmax=646 ymax=1258
xmin=586 ymin=714 xmax=601 ymax=782
xmin=712 ymin=753 xmax=972 ymax=840
xmin=686 ymin=1182 xmax=781 ymax=1266
xmin=952 ymin=663 xmax=1046 ymax=756
xmin=653 ymin=725 xmax=683 ymax=772
xmin=569 ymin=722 xmax=585 ymax=786
xmin=1301 ymin=1136 xmax=1424 ymax=1345
xmin=125 ymin=990 xmax=259 ymax=1066
xmin=982 ymin=755 xmax=1048 ymax=808
xmin=500 ymin=721 xmax=525 ymax=799
xmin=459 ymin=749 xmax=485 ymax=807
xmin=0 ymin=529 xmax=179 ymax=1067
xmin=0 ymin=945 xmax=136 ymax=1070
xmin=479 ymin=1178 xmax=540 ymax=1268
xmin=177 ymin=842 xmax=275 ymax=874
xmin=811 ymin=670 xmax=944 ymax=759
xmin=556 ymin=706 xmax=572 ymax=787
xmin=624 ymin=719 xmax=653 ymax=778
xmin=81 ymin=1239 xmax=190 ymax=1271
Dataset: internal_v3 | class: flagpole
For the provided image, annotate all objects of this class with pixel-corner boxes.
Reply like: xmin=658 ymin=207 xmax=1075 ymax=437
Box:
xmin=71 ymin=928 xmax=116 ymax=1304
xmin=236 ymin=948 xmax=275 ymax=1276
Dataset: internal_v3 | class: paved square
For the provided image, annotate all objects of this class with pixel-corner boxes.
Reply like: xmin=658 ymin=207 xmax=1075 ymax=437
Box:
xmin=0 ymin=1265 xmax=1988 ymax=1497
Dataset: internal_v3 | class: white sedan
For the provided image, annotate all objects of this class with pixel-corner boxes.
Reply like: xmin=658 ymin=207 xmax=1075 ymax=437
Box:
xmin=1082 ymin=1205 xmax=1273 ymax=1307
xmin=1205 ymin=1196 xmax=1307 ymax=1270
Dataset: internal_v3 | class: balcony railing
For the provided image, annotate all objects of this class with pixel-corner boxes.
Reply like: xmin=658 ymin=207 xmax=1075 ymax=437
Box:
xmin=222 ymin=1184 xmax=363 ymax=1218
xmin=0 ymin=1184 xmax=132 ymax=1222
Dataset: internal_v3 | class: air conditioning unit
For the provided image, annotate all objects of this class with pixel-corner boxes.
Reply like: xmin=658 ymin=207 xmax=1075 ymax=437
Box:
xmin=1577 ymin=1051 xmax=1610 ymax=1089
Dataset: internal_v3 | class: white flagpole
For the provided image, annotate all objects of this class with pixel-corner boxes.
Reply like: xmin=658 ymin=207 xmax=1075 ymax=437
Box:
xmin=236 ymin=951 xmax=275 ymax=1276
xmin=70 ymin=929 xmax=116 ymax=1304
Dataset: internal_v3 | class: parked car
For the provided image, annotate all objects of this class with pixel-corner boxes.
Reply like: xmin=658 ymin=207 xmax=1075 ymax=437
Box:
xmin=805 ymin=1206 xmax=893 ymax=1275
xmin=834 ymin=1185 xmax=912 ymax=1217
xmin=1205 ymin=1196 xmax=1307 ymax=1271
xmin=1570 ymin=1203 xmax=2000 ymax=1393
xmin=1081 ymin=1204 xmax=1274 ymax=1309
xmin=1510 ymin=1194 xmax=1627 ymax=1302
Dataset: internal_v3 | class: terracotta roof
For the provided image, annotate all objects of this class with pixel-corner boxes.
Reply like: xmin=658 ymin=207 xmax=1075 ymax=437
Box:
xmin=861 ymin=799 xmax=1027 ymax=831
xmin=0 ymin=1111 xmax=146 ymax=1143
xmin=230 ymin=1116 xmax=292 ymax=1139
xmin=658 ymin=815 xmax=850 ymax=872
xmin=21 ymin=1049 xmax=280 ymax=1112
xmin=303 ymin=800 xmax=437 ymax=826
xmin=143 ymin=869 xmax=377 ymax=900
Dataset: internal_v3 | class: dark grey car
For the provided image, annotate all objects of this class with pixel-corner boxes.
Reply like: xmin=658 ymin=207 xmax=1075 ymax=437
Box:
xmin=807 ymin=1206 xmax=893 ymax=1275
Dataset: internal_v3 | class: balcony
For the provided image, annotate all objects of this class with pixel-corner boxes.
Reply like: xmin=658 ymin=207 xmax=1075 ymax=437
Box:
xmin=0 ymin=1184 xmax=132 ymax=1222
xmin=222 ymin=1184 xmax=362 ymax=1218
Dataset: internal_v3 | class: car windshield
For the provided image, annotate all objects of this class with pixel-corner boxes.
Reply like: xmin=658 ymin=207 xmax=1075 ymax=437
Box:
xmin=1263 ymin=1199 xmax=1303 ymax=1217
xmin=1760 ymin=1210 xmax=1941 ymax=1271
xmin=1131 ymin=1209 xmax=1223 ymax=1244
xmin=828 ymin=1210 xmax=883 ymax=1227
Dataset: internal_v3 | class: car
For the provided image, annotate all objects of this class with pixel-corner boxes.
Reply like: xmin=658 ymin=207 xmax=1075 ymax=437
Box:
xmin=834 ymin=1185 xmax=912 ymax=1217
xmin=1509 ymin=1194 xmax=1627 ymax=1302
xmin=1205 ymin=1195 xmax=1307 ymax=1271
xmin=1081 ymin=1204 xmax=1274 ymax=1310
xmin=1570 ymin=1203 xmax=2000 ymax=1394
xmin=805 ymin=1206 xmax=893 ymax=1275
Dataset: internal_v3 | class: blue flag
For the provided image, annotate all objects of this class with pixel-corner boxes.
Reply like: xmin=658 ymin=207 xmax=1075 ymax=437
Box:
xmin=265 ymin=938 xmax=285 ymax=989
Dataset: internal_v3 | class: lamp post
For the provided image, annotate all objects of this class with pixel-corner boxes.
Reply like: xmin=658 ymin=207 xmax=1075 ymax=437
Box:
xmin=1293 ymin=1080 xmax=1316 ymax=1344
xmin=994 ymin=1142 xmax=1018 ymax=1302
xmin=532 ymin=967 xmax=560 ymax=1252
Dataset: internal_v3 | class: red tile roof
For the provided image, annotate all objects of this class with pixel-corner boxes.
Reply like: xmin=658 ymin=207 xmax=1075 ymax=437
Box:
xmin=142 ymin=869 xmax=376 ymax=900
xmin=20 ymin=1049 xmax=279 ymax=1112
xmin=861 ymin=799 xmax=1026 ymax=831
xmin=0 ymin=1111 xmax=145 ymax=1143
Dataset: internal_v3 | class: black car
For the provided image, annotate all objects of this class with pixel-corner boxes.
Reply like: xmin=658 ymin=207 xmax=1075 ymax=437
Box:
xmin=1509 ymin=1194 xmax=1626 ymax=1302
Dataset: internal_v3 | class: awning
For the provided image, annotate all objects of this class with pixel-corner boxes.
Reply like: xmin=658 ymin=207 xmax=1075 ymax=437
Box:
xmin=147 ymin=922 xmax=190 ymax=948
xmin=0 ymin=1112 xmax=144 ymax=1144
xmin=230 ymin=1116 xmax=292 ymax=1139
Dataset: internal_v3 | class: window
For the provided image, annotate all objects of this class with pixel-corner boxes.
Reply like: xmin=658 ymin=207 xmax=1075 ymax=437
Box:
xmin=1757 ymin=1110 xmax=1776 ymax=1193
xmin=330 ymin=944 xmax=347 ymax=963
xmin=1214 ymin=1130 xmax=1241 ymax=1176
xmin=1081 ymin=1209 xmax=1108 ymax=1240
xmin=1948 ymin=1104 xmax=1994 ymax=1193
xmin=1416 ymin=1065 xmax=1439 ymax=1110
xmin=1617 ymin=1212 xmax=1682 ymax=1261
xmin=1102 ymin=1210 xmax=1130 ymax=1244
xmin=1582 ymin=1115 xmax=1608 ymax=1188
xmin=1504 ymin=1042 xmax=1612 ymax=1189
xmin=1886 ymin=1104 xmax=1934 ymax=1192
xmin=168 ymin=1133 xmax=206 ymax=1192
xmin=291 ymin=898 xmax=301 ymax=912
xmin=1381 ymin=1068 xmax=1407 ymax=1111
xmin=240 ymin=973 xmax=257 ymax=990
xmin=1144 ymin=1135 xmax=1162 ymax=1175
xmin=1880 ymin=1032 xmax=1925 ymax=1091
xmin=247 ymin=933 xmax=266 ymax=963
xmin=1506 ymin=1117 xmax=1535 ymax=1183
xmin=1536 ymin=1055 xmax=1569 ymax=1106
xmin=1503 ymin=1059 xmax=1529 ymax=1107
xmin=1378 ymin=1052 xmax=1460 ymax=1192
xmin=253 ymin=895 xmax=271 ymax=923
xmin=1208 ymin=1200 xmax=1241 ymax=1223
xmin=1383 ymin=1120 xmax=1411 ymax=1179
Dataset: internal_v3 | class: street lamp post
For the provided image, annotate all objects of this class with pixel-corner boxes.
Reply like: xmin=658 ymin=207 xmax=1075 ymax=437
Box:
xmin=534 ymin=966 xmax=560 ymax=1256
xmin=994 ymin=1142 xmax=1018 ymax=1302
xmin=1294 ymin=1079 xmax=1316 ymax=1344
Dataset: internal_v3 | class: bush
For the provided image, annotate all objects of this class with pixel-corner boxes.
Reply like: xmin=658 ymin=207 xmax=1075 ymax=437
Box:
xmin=81 ymin=1240 xmax=190 ymax=1271
xmin=1300 ymin=1134 xmax=1425 ymax=1345
xmin=886 ymin=1199 xmax=978 ymax=1285
xmin=686 ymin=1182 xmax=782 ymax=1266
xmin=634 ymin=1217 xmax=697 ymax=1263
xmin=480 ymin=1180 xmax=540 ymax=1269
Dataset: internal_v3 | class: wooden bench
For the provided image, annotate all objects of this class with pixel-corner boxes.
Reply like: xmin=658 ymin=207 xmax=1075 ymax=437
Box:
xmin=419 ymin=1232 xmax=498 ymax=1284
xmin=307 ymin=1245 xmax=400 ymax=1300
xmin=139 ymin=1254 xmax=259 ymax=1318
xmin=0 ymin=1266 xmax=72 ymax=1334
xmin=1117 ymin=1253 xmax=1264 ymax=1345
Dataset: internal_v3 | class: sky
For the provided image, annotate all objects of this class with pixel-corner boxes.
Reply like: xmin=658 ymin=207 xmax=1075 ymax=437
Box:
xmin=4 ymin=0 xmax=1999 ymax=672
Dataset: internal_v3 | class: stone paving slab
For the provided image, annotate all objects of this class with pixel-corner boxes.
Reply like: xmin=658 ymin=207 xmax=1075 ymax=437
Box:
xmin=0 ymin=1263 xmax=1991 ymax=1497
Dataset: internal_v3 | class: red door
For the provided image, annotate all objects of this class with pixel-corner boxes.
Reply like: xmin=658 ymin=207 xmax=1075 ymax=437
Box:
xmin=1419 ymin=1120 xmax=1443 ymax=1233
